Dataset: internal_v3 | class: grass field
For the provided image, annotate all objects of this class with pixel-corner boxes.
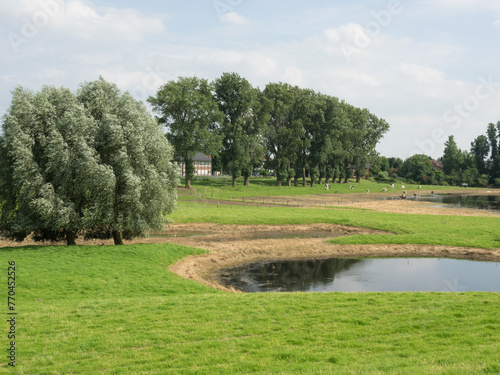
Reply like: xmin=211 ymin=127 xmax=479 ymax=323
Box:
xmin=2 ymin=244 xmax=499 ymax=374
xmin=1 ymin=181 xmax=499 ymax=374
xmin=171 ymin=202 xmax=500 ymax=249
xmin=177 ymin=177 xmax=483 ymax=201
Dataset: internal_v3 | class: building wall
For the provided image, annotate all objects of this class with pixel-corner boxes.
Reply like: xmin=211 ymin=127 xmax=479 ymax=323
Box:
xmin=178 ymin=161 xmax=212 ymax=177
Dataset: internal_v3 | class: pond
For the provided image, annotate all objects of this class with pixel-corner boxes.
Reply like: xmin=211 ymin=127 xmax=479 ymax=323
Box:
xmin=220 ymin=257 xmax=500 ymax=292
xmin=397 ymin=193 xmax=500 ymax=212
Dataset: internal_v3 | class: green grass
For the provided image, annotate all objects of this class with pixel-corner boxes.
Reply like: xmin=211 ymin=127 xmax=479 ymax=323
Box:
xmin=2 ymin=184 xmax=500 ymax=373
xmin=179 ymin=177 xmax=484 ymax=200
xmin=171 ymin=202 xmax=500 ymax=249
xmin=1 ymin=244 xmax=499 ymax=374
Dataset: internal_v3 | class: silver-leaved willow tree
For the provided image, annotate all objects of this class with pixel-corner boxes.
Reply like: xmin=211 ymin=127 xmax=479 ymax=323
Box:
xmin=0 ymin=78 xmax=178 ymax=245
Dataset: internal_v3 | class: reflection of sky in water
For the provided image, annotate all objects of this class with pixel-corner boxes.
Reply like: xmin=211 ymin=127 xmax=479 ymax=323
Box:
xmin=235 ymin=258 xmax=500 ymax=293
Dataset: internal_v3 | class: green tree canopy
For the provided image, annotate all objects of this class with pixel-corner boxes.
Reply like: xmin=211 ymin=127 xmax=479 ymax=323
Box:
xmin=148 ymin=76 xmax=223 ymax=189
xmin=214 ymin=72 xmax=267 ymax=187
xmin=0 ymin=79 xmax=177 ymax=245
xmin=400 ymin=154 xmax=435 ymax=184
xmin=442 ymin=135 xmax=460 ymax=175
xmin=78 ymin=78 xmax=178 ymax=244
xmin=470 ymin=134 xmax=490 ymax=175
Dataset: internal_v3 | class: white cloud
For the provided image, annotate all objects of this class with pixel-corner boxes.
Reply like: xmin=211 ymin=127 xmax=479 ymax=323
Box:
xmin=1 ymin=2 xmax=499 ymax=159
xmin=2 ymin=0 xmax=165 ymax=42
xmin=221 ymin=11 xmax=250 ymax=25
xmin=397 ymin=63 xmax=445 ymax=84
xmin=59 ymin=0 xmax=165 ymax=41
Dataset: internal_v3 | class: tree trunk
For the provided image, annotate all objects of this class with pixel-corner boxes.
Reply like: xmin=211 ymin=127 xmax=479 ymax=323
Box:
xmin=232 ymin=175 xmax=237 ymax=187
xmin=319 ymin=176 xmax=323 ymax=185
xmin=185 ymin=176 xmax=191 ymax=189
xmin=338 ymin=175 xmax=342 ymax=184
xmin=344 ymin=176 xmax=349 ymax=184
xmin=113 ymin=230 xmax=124 ymax=245
xmin=294 ymin=177 xmax=298 ymax=187
xmin=244 ymin=176 xmax=250 ymax=186
xmin=302 ymin=166 xmax=307 ymax=187
xmin=276 ymin=178 xmax=282 ymax=187
xmin=286 ymin=177 xmax=292 ymax=186
xmin=66 ymin=230 xmax=76 ymax=246
xmin=310 ymin=168 xmax=315 ymax=187
xmin=325 ymin=176 xmax=330 ymax=184
xmin=356 ymin=174 xmax=361 ymax=183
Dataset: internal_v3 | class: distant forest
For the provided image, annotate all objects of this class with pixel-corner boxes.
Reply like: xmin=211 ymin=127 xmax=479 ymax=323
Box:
xmin=371 ymin=121 xmax=500 ymax=188
xmin=149 ymin=73 xmax=390 ymax=189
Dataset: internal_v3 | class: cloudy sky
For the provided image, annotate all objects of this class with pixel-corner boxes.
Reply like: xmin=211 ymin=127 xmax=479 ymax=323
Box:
xmin=2 ymin=0 xmax=500 ymax=159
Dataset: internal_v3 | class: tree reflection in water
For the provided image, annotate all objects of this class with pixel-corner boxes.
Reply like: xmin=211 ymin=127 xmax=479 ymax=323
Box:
xmin=221 ymin=258 xmax=362 ymax=292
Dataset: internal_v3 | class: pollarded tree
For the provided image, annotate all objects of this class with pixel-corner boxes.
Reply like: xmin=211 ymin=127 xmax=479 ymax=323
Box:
xmin=263 ymin=83 xmax=303 ymax=186
xmin=214 ymin=72 xmax=267 ymax=187
xmin=148 ymin=77 xmax=223 ymax=189
xmin=0 ymin=86 xmax=115 ymax=245
xmin=78 ymin=78 xmax=178 ymax=245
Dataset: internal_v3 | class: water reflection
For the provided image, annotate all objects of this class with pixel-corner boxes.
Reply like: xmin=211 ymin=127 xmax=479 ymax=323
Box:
xmin=221 ymin=258 xmax=500 ymax=292
xmin=396 ymin=194 xmax=500 ymax=212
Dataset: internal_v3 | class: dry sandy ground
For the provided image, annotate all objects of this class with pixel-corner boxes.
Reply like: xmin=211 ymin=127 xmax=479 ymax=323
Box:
xmin=1 ymin=195 xmax=499 ymax=292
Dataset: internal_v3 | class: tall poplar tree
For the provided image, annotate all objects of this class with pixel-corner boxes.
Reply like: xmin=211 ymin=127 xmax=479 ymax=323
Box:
xmin=214 ymin=72 xmax=266 ymax=187
xmin=149 ymin=77 xmax=223 ymax=189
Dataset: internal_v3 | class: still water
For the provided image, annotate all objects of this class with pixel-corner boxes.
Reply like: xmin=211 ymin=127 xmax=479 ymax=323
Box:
xmin=403 ymin=194 xmax=500 ymax=212
xmin=221 ymin=258 xmax=500 ymax=292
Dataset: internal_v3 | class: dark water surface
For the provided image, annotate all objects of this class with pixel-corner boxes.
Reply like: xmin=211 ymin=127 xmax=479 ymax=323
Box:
xmin=403 ymin=194 xmax=500 ymax=212
xmin=221 ymin=258 xmax=500 ymax=292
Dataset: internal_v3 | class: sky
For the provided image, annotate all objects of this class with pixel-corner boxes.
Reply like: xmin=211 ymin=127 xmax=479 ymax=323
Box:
xmin=1 ymin=0 xmax=500 ymax=159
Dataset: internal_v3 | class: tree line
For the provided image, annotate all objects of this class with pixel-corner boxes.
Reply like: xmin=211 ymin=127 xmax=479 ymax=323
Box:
xmin=148 ymin=72 xmax=390 ymax=189
xmin=0 ymin=78 xmax=177 ymax=245
xmin=369 ymin=122 xmax=500 ymax=188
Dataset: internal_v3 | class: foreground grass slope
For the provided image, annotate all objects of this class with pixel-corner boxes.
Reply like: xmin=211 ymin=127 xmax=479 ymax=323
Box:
xmin=1 ymin=244 xmax=499 ymax=374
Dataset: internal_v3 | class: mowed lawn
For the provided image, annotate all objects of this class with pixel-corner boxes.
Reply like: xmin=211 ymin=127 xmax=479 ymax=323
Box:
xmin=1 ymin=241 xmax=499 ymax=374
xmin=2 ymin=183 xmax=500 ymax=374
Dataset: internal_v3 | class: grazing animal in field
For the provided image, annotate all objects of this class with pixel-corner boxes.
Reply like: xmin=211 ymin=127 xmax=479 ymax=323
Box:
xmin=389 ymin=184 xmax=395 ymax=188
xmin=366 ymin=189 xmax=370 ymax=193
xmin=382 ymin=188 xmax=387 ymax=192
xmin=325 ymin=184 xmax=330 ymax=190
xmin=418 ymin=185 xmax=422 ymax=189
xmin=349 ymin=185 xmax=354 ymax=190
xmin=401 ymin=185 xmax=405 ymax=189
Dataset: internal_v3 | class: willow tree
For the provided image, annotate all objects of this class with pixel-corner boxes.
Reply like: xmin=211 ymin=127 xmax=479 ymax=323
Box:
xmin=0 ymin=80 xmax=177 ymax=245
xmin=0 ymin=86 xmax=115 ymax=245
xmin=149 ymin=77 xmax=223 ymax=189
xmin=78 ymin=78 xmax=178 ymax=245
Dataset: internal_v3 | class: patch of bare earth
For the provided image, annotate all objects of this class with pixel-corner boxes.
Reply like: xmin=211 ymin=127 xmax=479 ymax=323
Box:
xmin=162 ymin=223 xmax=499 ymax=292
xmin=2 ymin=191 xmax=499 ymax=292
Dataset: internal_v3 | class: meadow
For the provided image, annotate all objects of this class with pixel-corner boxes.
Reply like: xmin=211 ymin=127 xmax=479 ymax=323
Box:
xmin=1 ymin=178 xmax=499 ymax=374
xmin=176 ymin=177 xmax=474 ymax=201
